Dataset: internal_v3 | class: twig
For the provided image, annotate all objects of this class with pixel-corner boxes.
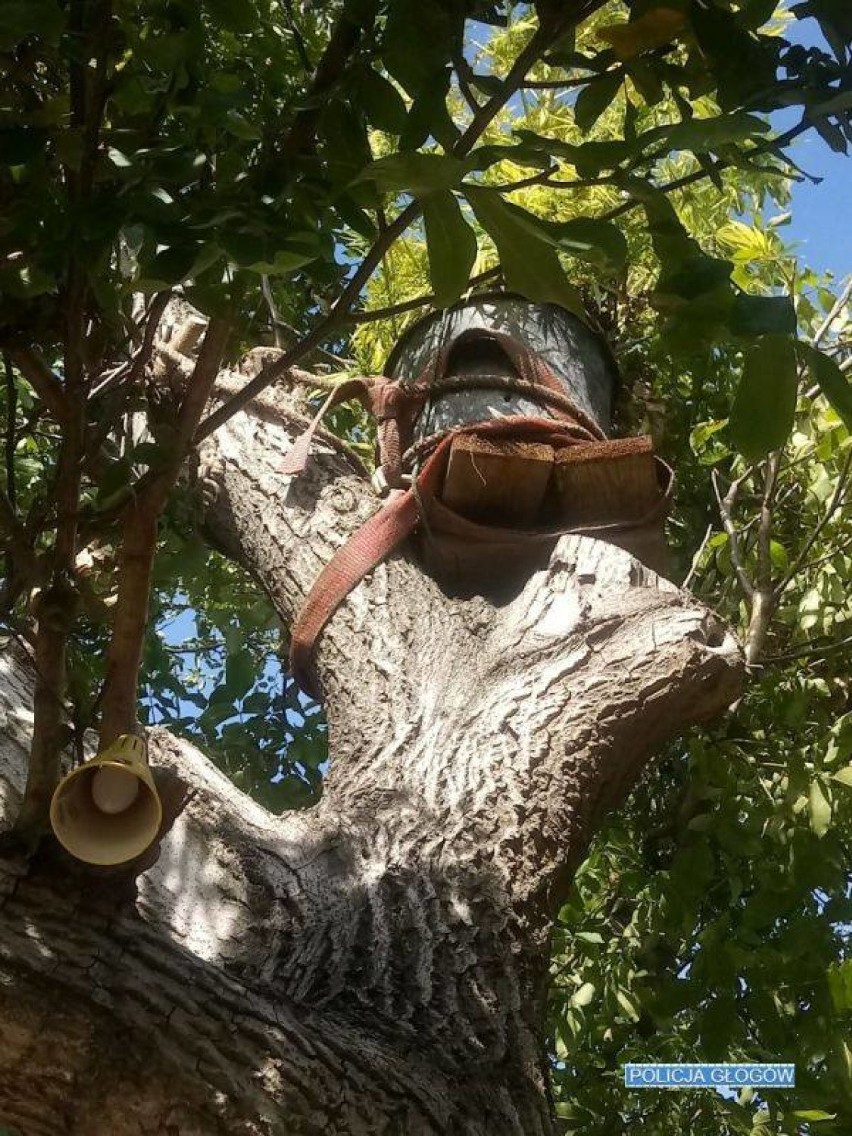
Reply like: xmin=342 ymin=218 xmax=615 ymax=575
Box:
xmin=262 ymin=275 xmax=287 ymax=349
xmin=350 ymin=267 xmax=502 ymax=325
xmin=812 ymin=276 xmax=852 ymax=348
xmin=602 ymin=119 xmax=818 ymax=222
xmin=683 ymin=523 xmax=713 ymax=590
xmin=454 ymin=51 xmax=483 ymax=116
xmin=272 ymin=313 xmax=354 ymax=369
xmin=762 ymin=633 xmax=852 ymax=666
xmin=89 ymin=291 xmax=173 ymax=400
xmin=711 ymin=468 xmax=754 ymax=599
xmin=521 ymin=66 xmax=622 ymax=91
xmin=743 ymin=452 xmax=780 ymax=665
xmin=277 ymin=0 xmax=312 ymax=73
xmin=757 ymin=453 xmax=779 ymax=594
xmin=785 ymin=532 xmax=852 ymax=580
xmin=490 ymin=165 xmax=560 ymax=192
xmin=276 ymin=7 xmax=366 ymax=162
xmin=778 ymin=449 xmax=852 ymax=593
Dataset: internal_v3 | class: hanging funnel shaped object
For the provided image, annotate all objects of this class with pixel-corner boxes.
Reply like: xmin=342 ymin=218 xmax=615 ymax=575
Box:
xmin=50 ymin=733 xmax=162 ymax=866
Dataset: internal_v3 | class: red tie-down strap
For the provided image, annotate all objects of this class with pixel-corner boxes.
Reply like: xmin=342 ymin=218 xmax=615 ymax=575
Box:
xmin=287 ymin=414 xmax=626 ymax=698
xmin=278 ymin=329 xmax=603 ymax=489
xmin=278 ymin=375 xmax=430 ymax=488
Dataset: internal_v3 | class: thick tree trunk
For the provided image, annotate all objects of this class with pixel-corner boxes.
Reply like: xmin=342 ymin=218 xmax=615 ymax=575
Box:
xmin=0 ymin=356 xmax=743 ymax=1135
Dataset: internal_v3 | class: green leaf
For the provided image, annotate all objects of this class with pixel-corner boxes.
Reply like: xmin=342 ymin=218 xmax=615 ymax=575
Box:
xmin=573 ymin=71 xmax=623 ymax=132
xmin=615 ymin=988 xmax=640 ymax=1021
xmin=248 ymin=234 xmax=323 ymax=276
xmin=828 ymin=960 xmax=852 ymax=1013
xmin=0 ymin=0 xmax=64 ymax=49
xmin=548 ymin=218 xmax=628 ymax=273
xmin=357 ymin=69 xmax=408 ymax=135
xmin=808 ymin=777 xmax=832 ymax=837
xmin=357 ymin=153 xmax=465 ymax=196
xmin=599 ymin=8 xmax=687 ymax=59
xmin=400 ymin=69 xmax=459 ymax=152
xmin=203 ymin=0 xmax=257 ymax=33
xmin=513 ymin=131 xmax=632 ymax=178
xmin=731 ymin=294 xmax=797 ymax=336
xmin=832 ymin=766 xmax=852 ymax=788
xmin=223 ymin=109 xmax=261 ymax=141
xmin=656 ymin=256 xmax=732 ymax=303
xmin=142 ymin=244 xmax=203 ymax=287
xmin=742 ymin=0 xmax=780 ymax=30
xmin=321 ymin=101 xmax=374 ymax=191
xmin=729 ymin=335 xmax=798 ymax=460
xmin=464 ymin=186 xmax=585 ymax=319
xmin=663 ymin=112 xmax=771 ymax=154
xmin=689 ymin=3 xmax=778 ymax=111
xmin=422 ymin=191 xmax=477 ymax=308
xmin=466 ymin=142 xmax=553 ymax=173
xmin=575 ymin=931 xmax=605 ymax=945
xmin=381 ymin=0 xmax=461 ymax=99
xmin=570 ymin=982 xmax=597 ymax=1008
xmin=225 ymin=650 xmax=255 ymax=700
xmin=690 ymin=419 xmax=731 ymax=465
xmin=798 ymin=343 xmax=852 ymax=430
xmin=631 ymin=180 xmax=700 ymax=268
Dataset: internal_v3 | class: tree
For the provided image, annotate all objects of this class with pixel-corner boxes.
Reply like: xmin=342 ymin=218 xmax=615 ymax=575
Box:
xmin=0 ymin=1 xmax=851 ymax=1133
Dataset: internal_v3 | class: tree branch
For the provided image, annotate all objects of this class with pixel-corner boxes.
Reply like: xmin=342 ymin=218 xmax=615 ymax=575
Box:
xmin=8 ymin=349 xmax=68 ymax=423
xmin=743 ymin=452 xmax=780 ymax=666
xmin=602 ymin=118 xmax=821 ymax=222
xmin=4 ymin=352 xmax=16 ymax=512
xmin=276 ymin=7 xmax=367 ymax=161
xmin=763 ymin=632 xmax=852 ymax=665
xmin=812 ymin=276 xmax=852 ymax=348
xmin=98 ymin=319 xmax=232 ymax=748
xmin=682 ymin=522 xmax=714 ymax=590
xmin=90 ymin=291 xmax=173 ymax=401
xmin=13 ymin=399 xmax=86 ymax=833
xmin=711 ymin=469 xmax=755 ymax=601
xmin=521 ymin=66 xmax=622 ymax=90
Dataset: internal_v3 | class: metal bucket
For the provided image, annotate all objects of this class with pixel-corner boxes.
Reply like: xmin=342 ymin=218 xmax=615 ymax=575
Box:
xmin=384 ymin=292 xmax=619 ymax=441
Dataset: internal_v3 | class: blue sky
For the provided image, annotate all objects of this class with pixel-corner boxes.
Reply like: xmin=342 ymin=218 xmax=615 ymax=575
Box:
xmin=777 ymin=13 xmax=852 ymax=280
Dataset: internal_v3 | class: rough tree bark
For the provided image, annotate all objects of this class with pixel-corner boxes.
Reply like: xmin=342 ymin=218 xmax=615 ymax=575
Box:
xmin=0 ymin=354 xmax=743 ymax=1136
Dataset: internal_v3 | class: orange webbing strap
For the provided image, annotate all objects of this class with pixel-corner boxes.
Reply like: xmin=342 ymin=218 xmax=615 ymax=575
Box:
xmin=288 ymin=415 xmax=603 ymax=697
xmin=279 ymin=375 xmax=429 ymax=488
xmin=279 ymin=378 xmax=373 ymax=477
xmin=279 ymin=331 xmax=600 ymax=484
xmin=288 ymin=437 xmax=446 ymax=698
